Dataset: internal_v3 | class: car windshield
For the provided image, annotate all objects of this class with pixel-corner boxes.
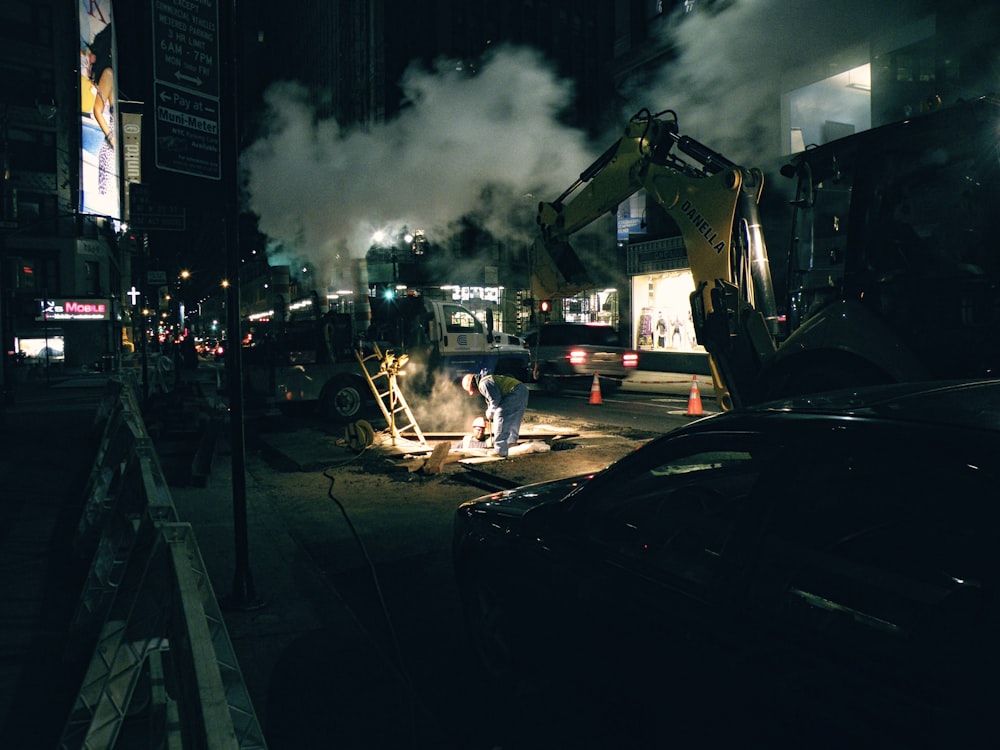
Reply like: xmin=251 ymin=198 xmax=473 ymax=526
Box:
xmin=566 ymin=430 xmax=780 ymax=587
xmin=575 ymin=430 xmax=779 ymax=520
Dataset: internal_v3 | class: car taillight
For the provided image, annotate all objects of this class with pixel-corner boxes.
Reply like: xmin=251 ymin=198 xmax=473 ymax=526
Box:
xmin=568 ymin=349 xmax=587 ymax=366
xmin=622 ymin=351 xmax=639 ymax=368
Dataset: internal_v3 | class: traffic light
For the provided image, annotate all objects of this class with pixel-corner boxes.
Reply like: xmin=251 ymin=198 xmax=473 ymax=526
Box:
xmin=13 ymin=258 xmax=36 ymax=290
xmin=539 ymin=299 xmax=552 ymax=321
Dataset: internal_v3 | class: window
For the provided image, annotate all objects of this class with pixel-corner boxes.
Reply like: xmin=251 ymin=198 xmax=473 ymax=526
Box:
xmin=85 ymin=261 xmax=101 ymax=296
xmin=6 ymin=125 xmax=56 ymax=173
xmin=0 ymin=1 xmax=53 ymax=46
xmin=444 ymin=305 xmax=482 ymax=334
xmin=582 ymin=433 xmax=774 ymax=588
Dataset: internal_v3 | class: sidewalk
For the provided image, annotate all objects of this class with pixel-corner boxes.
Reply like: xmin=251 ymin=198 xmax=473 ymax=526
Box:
xmin=0 ymin=370 xmax=486 ymax=748
xmin=0 ymin=366 xmax=646 ymax=749
xmin=0 ymin=373 xmax=121 ymax=749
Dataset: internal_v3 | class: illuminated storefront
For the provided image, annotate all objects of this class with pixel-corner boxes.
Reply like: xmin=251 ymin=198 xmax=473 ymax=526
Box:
xmin=626 ymin=236 xmax=706 ymax=355
xmin=15 ymin=297 xmax=117 ymax=369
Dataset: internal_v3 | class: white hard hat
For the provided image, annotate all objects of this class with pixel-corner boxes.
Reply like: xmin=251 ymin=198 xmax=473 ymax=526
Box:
xmin=472 ymin=417 xmax=486 ymax=428
xmin=461 ymin=373 xmax=476 ymax=393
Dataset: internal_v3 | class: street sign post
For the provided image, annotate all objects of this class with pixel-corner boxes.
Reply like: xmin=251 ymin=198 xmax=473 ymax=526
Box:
xmin=151 ymin=0 xmax=221 ymax=180
xmin=129 ymin=183 xmax=187 ymax=231
xmin=153 ymin=82 xmax=221 ymax=179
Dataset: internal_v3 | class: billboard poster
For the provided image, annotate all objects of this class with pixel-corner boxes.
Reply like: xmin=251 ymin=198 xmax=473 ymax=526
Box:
xmin=79 ymin=0 xmax=122 ymax=219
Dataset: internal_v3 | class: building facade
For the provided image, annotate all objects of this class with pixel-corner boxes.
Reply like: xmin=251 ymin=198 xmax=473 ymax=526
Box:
xmin=1 ymin=0 xmax=126 ymax=398
xmin=612 ymin=0 xmax=1000 ymax=355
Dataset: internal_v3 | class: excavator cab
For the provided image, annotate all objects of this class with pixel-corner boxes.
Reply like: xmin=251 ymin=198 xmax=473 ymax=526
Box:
xmin=780 ymin=95 xmax=1000 ymax=385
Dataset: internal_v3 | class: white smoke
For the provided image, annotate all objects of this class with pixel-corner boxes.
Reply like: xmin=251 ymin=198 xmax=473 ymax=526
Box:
xmin=242 ymin=0 xmax=953 ymax=285
xmin=242 ymin=45 xmax=593 ymax=285
xmin=622 ymin=0 xmax=931 ymax=165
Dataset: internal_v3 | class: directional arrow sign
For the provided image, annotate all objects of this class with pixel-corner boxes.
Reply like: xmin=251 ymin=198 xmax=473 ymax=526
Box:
xmin=151 ymin=0 xmax=220 ymax=98
xmin=154 ymin=82 xmax=221 ymax=179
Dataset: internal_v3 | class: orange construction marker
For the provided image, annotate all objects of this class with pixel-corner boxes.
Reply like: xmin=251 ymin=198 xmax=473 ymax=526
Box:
xmin=687 ymin=375 xmax=703 ymax=416
xmin=589 ymin=372 xmax=603 ymax=404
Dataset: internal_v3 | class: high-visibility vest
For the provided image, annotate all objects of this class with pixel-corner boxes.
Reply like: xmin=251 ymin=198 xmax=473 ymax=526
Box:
xmin=490 ymin=374 xmax=522 ymax=397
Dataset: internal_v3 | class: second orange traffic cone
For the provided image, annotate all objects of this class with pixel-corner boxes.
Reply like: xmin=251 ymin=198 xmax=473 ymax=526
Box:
xmin=589 ymin=372 xmax=603 ymax=404
xmin=687 ymin=375 xmax=703 ymax=416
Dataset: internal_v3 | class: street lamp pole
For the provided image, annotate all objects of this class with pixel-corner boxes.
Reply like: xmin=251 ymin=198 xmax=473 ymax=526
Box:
xmin=1 ymin=105 xmax=14 ymax=413
xmin=222 ymin=0 xmax=260 ymax=610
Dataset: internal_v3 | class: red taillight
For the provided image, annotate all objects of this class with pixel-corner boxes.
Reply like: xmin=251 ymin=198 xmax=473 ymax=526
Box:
xmin=568 ymin=349 xmax=587 ymax=366
xmin=622 ymin=351 xmax=639 ymax=368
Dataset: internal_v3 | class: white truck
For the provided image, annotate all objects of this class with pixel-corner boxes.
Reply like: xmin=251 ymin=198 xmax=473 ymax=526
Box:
xmin=241 ymin=290 xmax=530 ymax=421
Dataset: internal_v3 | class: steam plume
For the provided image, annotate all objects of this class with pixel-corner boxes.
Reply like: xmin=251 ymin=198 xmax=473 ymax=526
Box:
xmin=624 ymin=0 xmax=932 ymax=164
xmin=242 ymin=45 xmax=593 ymax=286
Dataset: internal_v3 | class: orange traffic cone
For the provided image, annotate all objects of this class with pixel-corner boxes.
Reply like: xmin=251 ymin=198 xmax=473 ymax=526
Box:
xmin=687 ymin=375 xmax=703 ymax=416
xmin=589 ymin=372 xmax=603 ymax=404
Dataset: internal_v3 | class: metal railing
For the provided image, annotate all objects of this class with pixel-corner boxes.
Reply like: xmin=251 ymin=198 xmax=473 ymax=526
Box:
xmin=60 ymin=375 xmax=267 ymax=749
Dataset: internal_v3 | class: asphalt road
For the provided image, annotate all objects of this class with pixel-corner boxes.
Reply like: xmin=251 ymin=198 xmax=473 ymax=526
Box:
xmin=527 ymin=385 xmax=718 ymax=433
xmin=159 ymin=385 xmax=700 ymax=748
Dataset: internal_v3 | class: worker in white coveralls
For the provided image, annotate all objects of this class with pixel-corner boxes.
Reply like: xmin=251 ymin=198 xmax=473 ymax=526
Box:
xmin=461 ymin=371 xmax=529 ymax=458
xmin=454 ymin=416 xmax=491 ymax=451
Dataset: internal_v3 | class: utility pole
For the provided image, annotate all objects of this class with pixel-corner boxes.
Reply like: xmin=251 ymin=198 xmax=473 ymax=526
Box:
xmin=1 ymin=105 xmax=16 ymax=414
xmin=222 ymin=0 xmax=261 ymax=611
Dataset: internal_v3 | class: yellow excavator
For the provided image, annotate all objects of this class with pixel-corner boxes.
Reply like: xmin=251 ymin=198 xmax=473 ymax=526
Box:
xmin=534 ymin=97 xmax=1000 ymax=409
xmin=535 ymin=107 xmax=779 ymax=410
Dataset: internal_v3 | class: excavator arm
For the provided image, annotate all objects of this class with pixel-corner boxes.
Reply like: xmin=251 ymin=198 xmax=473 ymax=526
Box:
xmin=535 ymin=109 xmax=780 ymax=410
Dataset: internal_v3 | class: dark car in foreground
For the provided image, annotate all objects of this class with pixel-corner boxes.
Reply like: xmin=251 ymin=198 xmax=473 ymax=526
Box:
xmin=453 ymin=380 xmax=1000 ymax=748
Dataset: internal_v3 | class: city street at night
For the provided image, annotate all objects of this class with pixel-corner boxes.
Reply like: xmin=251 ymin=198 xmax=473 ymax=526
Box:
xmin=4 ymin=0 xmax=1000 ymax=747
xmin=159 ymin=372 xmax=689 ymax=748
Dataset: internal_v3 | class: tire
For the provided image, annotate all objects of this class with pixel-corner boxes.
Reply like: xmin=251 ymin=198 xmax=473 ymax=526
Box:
xmin=319 ymin=377 xmax=366 ymax=422
xmin=344 ymin=419 xmax=376 ymax=452
xmin=536 ymin=367 xmax=563 ymax=395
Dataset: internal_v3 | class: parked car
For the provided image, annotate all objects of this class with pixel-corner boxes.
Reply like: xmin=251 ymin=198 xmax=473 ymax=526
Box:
xmin=522 ymin=322 xmax=638 ymax=393
xmin=453 ymin=379 xmax=1000 ymax=748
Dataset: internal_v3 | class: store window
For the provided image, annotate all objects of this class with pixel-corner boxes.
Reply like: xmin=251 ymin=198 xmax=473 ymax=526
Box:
xmin=632 ymin=270 xmax=703 ymax=352
xmin=785 ymin=64 xmax=871 ymax=153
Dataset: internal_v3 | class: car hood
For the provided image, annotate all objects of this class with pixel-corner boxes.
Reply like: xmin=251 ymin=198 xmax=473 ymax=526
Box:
xmin=458 ymin=474 xmax=593 ymax=519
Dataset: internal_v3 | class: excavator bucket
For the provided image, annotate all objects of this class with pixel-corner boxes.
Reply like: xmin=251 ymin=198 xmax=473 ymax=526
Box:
xmin=529 ymin=238 xmax=593 ymax=299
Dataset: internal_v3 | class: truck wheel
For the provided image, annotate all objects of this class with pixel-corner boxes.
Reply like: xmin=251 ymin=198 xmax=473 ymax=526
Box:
xmin=535 ymin=367 xmax=562 ymax=395
xmin=344 ymin=419 xmax=376 ymax=452
xmin=320 ymin=378 xmax=366 ymax=422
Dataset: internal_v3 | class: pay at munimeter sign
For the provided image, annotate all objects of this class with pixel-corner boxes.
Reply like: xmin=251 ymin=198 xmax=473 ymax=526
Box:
xmin=154 ymin=82 xmax=220 ymax=180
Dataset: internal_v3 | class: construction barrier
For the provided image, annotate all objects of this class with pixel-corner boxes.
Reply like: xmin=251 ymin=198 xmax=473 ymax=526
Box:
xmin=60 ymin=376 xmax=267 ymax=750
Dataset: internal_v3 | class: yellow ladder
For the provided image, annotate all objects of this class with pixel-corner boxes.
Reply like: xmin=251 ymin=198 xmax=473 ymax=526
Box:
xmin=355 ymin=345 xmax=428 ymax=447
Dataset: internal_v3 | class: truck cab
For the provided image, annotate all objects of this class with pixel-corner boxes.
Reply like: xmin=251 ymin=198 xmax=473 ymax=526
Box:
xmin=242 ymin=291 xmax=530 ymax=422
xmin=421 ymin=299 xmax=530 ymax=381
